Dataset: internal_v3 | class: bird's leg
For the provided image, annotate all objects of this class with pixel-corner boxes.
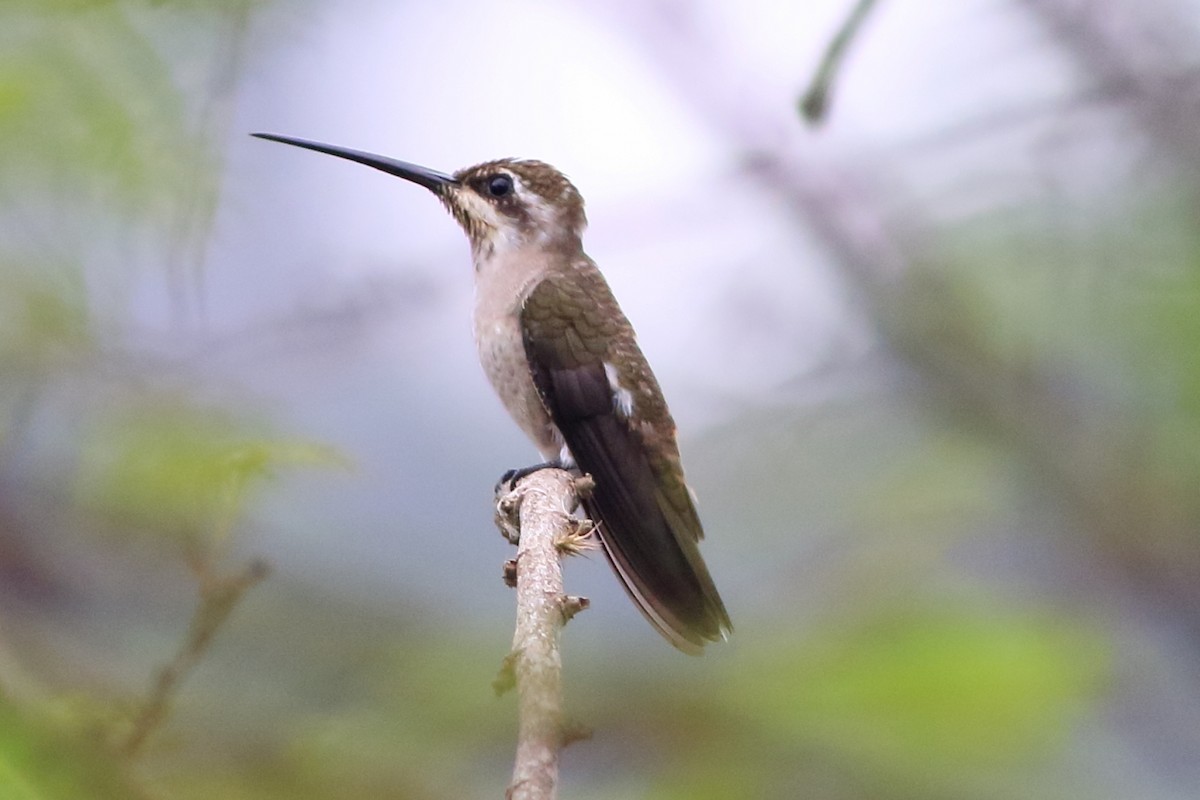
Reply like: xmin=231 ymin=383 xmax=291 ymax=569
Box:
xmin=495 ymin=460 xmax=569 ymax=494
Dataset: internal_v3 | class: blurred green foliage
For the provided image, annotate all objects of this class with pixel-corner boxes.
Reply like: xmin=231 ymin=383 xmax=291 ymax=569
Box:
xmin=78 ymin=404 xmax=346 ymax=547
xmin=0 ymin=3 xmax=208 ymax=214
xmin=728 ymin=609 xmax=1107 ymax=794
xmin=905 ymin=199 xmax=1200 ymax=592
xmin=0 ymin=263 xmax=90 ymax=371
xmin=0 ymin=695 xmax=146 ymax=800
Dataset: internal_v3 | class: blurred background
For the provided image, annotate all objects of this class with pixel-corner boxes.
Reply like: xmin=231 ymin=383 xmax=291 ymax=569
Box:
xmin=2 ymin=0 xmax=1200 ymax=797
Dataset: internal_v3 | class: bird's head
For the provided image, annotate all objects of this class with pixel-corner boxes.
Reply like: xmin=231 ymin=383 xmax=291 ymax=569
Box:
xmin=252 ymin=134 xmax=587 ymax=261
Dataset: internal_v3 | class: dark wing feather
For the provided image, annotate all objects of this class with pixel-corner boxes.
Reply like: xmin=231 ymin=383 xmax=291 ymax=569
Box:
xmin=521 ymin=269 xmax=731 ymax=652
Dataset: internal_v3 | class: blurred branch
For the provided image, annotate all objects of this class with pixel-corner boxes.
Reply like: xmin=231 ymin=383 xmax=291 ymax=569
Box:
xmin=166 ymin=0 xmax=258 ymax=320
xmin=1021 ymin=0 xmax=1200 ymax=171
xmin=493 ymin=470 xmax=594 ymax=800
xmin=120 ymin=558 xmax=268 ymax=759
xmin=799 ymin=0 xmax=880 ymax=125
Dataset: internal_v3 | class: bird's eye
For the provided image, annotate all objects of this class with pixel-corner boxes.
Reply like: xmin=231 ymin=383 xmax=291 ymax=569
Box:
xmin=487 ymin=174 xmax=513 ymax=198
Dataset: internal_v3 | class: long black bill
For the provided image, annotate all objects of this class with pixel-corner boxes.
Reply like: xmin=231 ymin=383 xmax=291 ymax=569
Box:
xmin=251 ymin=133 xmax=457 ymax=193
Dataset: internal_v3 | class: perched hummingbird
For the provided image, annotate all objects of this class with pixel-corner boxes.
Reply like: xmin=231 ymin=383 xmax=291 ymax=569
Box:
xmin=252 ymin=133 xmax=732 ymax=653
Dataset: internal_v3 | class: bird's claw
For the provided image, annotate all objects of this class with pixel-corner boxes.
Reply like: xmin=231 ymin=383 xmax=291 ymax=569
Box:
xmin=493 ymin=461 xmax=560 ymax=494
xmin=495 ymin=468 xmax=521 ymax=495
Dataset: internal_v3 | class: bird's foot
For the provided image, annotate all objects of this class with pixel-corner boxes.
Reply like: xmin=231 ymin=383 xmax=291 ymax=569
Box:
xmin=494 ymin=462 xmax=561 ymax=545
xmin=494 ymin=460 xmax=563 ymax=494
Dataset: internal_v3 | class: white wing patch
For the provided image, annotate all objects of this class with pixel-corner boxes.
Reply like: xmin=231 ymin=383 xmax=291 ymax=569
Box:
xmin=604 ymin=362 xmax=635 ymax=418
xmin=558 ymin=442 xmax=576 ymax=468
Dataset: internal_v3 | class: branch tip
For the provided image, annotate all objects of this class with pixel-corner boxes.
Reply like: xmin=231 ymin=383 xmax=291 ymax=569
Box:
xmin=571 ymin=473 xmax=596 ymax=499
xmin=559 ymin=595 xmax=589 ymax=624
xmin=559 ymin=719 xmax=593 ymax=748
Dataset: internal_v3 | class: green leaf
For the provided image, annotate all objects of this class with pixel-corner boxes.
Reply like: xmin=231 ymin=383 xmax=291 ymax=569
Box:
xmin=727 ymin=606 xmax=1109 ymax=792
xmin=77 ymin=404 xmax=349 ymax=545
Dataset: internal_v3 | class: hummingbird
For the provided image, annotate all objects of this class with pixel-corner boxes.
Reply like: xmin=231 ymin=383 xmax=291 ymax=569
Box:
xmin=252 ymin=133 xmax=732 ymax=653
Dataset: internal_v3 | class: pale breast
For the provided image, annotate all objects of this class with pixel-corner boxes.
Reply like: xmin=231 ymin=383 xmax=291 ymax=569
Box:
xmin=472 ymin=250 xmax=560 ymax=457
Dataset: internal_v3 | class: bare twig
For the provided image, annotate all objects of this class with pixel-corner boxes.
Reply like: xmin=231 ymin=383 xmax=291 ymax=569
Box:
xmin=799 ymin=0 xmax=881 ymax=125
xmin=120 ymin=559 xmax=268 ymax=758
xmin=494 ymin=469 xmax=594 ymax=800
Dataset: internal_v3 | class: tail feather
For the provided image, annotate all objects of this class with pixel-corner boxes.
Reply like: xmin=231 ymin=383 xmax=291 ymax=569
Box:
xmin=583 ymin=496 xmax=728 ymax=654
xmin=569 ymin=411 xmax=730 ymax=652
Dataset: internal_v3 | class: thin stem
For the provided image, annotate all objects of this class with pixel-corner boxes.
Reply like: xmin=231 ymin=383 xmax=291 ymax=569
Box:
xmin=799 ymin=0 xmax=881 ymax=125
xmin=120 ymin=559 xmax=268 ymax=759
